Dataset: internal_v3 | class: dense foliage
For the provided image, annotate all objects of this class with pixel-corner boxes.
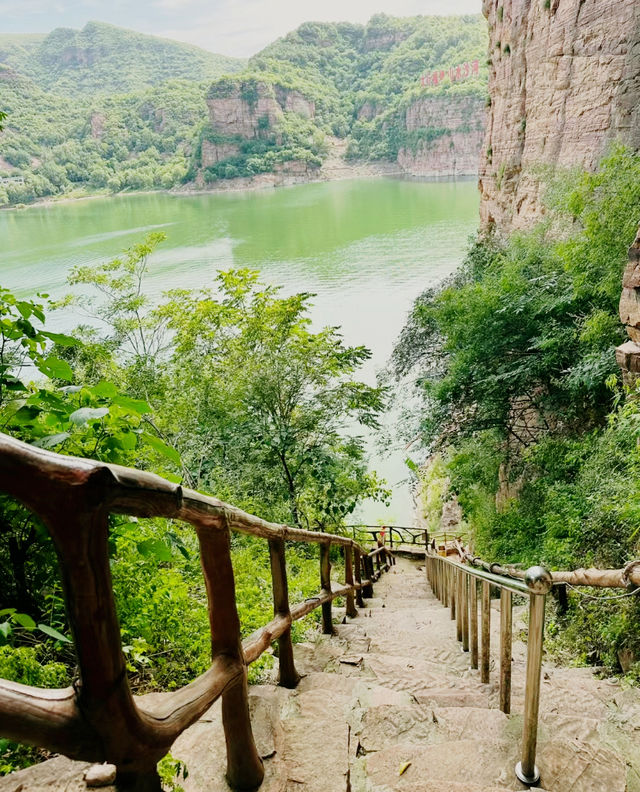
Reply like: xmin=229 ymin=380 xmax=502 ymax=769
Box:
xmin=0 ymin=22 xmax=243 ymax=205
xmin=394 ymin=145 xmax=640 ymax=673
xmin=200 ymin=14 xmax=487 ymax=179
xmin=0 ymin=243 xmax=386 ymax=773
xmin=0 ymin=23 xmax=243 ymax=97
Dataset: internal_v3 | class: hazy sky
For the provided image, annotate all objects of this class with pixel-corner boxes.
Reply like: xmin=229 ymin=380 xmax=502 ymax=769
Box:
xmin=0 ymin=0 xmax=483 ymax=57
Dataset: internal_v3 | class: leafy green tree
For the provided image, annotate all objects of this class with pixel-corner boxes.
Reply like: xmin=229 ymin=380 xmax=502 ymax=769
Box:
xmin=159 ymin=270 xmax=388 ymax=527
xmin=64 ymin=236 xmax=388 ymax=528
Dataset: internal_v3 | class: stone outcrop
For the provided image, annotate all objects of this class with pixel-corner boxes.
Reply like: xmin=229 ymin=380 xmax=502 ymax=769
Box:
xmin=206 ymin=83 xmax=315 ymax=141
xmin=480 ymin=0 xmax=640 ymax=230
xmin=398 ymin=95 xmax=486 ymax=178
xmin=203 ymin=81 xmax=316 ymax=168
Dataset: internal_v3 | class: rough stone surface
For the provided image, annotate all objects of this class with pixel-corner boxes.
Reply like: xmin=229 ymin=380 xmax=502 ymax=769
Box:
xmin=3 ymin=559 xmax=640 ymax=792
xmin=398 ymin=95 xmax=486 ymax=178
xmin=480 ymin=0 xmax=640 ymax=231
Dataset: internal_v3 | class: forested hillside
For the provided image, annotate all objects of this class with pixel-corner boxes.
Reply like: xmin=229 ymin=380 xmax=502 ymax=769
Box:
xmin=0 ymin=22 xmax=243 ymax=96
xmin=0 ymin=15 xmax=487 ymax=206
xmin=0 ymin=22 xmax=244 ymax=205
xmin=198 ymin=14 xmax=487 ymax=182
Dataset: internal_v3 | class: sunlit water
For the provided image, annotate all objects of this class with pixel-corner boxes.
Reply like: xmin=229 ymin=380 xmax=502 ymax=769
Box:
xmin=1 ymin=178 xmax=479 ymax=523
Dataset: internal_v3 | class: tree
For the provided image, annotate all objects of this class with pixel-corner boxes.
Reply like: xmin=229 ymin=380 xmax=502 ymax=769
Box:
xmin=66 ymin=240 xmax=389 ymax=528
xmin=156 ymin=270 xmax=389 ymax=528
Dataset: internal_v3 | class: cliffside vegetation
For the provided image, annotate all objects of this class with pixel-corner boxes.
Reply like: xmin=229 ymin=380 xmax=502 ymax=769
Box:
xmin=0 ymin=243 xmax=388 ymax=773
xmin=393 ymin=145 xmax=640 ymax=674
xmin=199 ymin=14 xmax=487 ymax=181
xmin=0 ymin=14 xmax=486 ymax=205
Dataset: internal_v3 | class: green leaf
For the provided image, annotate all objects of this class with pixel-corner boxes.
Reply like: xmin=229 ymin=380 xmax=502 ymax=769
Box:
xmin=38 ymin=623 xmax=72 ymax=643
xmin=137 ymin=539 xmax=173 ymax=562
xmin=405 ymin=457 xmax=419 ymax=473
xmin=92 ymin=381 xmax=119 ymax=398
xmin=0 ymin=622 xmax=11 ymax=640
xmin=41 ymin=331 xmax=81 ymax=347
xmin=91 ymin=380 xmax=120 ymax=399
xmin=13 ymin=612 xmax=36 ymax=630
xmin=0 ymin=608 xmax=16 ymax=617
xmin=69 ymin=407 xmax=109 ymax=425
xmin=33 ymin=432 xmax=71 ymax=449
xmin=142 ymin=433 xmax=181 ymax=465
xmin=113 ymin=395 xmax=152 ymax=414
xmin=39 ymin=356 xmax=74 ymax=382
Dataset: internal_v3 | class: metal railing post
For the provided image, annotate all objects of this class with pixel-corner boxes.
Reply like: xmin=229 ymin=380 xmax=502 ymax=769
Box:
xmin=456 ymin=570 xmax=463 ymax=643
xmin=499 ymin=589 xmax=512 ymax=714
xmin=461 ymin=572 xmax=469 ymax=652
xmin=515 ymin=566 xmax=552 ymax=787
xmin=469 ymin=576 xmax=478 ymax=669
xmin=481 ymin=580 xmax=490 ymax=683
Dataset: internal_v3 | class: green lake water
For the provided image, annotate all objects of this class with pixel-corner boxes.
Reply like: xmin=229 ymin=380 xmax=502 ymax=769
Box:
xmin=1 ymin=177 xmax=479 ymax=524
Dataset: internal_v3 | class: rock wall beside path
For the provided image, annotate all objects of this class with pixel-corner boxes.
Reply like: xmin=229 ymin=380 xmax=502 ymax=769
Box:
xmin=479 ymin=0 xmax=640 ymax=231
xmin=397 ymin=94 xmax=486 ymax=178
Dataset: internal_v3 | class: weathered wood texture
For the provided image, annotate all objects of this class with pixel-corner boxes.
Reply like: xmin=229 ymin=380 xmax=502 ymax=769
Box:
xmin=0 ymin=432 xmax=392 ymax=790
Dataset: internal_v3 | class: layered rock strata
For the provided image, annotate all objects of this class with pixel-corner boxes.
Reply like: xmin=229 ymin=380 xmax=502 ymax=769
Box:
xmin=480 ymin=0 xmax=640 ymax=230
xmin=398 ymin=95 xmax=486 ymax=177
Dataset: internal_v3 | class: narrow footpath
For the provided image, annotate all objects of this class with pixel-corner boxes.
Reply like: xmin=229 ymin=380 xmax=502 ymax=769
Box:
xmin=3 ymin=558 xmax=640 ymax=792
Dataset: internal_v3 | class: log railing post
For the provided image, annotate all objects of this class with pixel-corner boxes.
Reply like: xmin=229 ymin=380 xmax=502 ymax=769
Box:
xmin=450 ymin=564 xmax=456 ymax=620
xmin=320 ymin=542 xmax=333 ymax=634
xmin=198 ymin=523 xmax=264 ymax=791
xmin=354 ymin=548 xmax=365 ymax=607
xmin=43 ymin=485 xmax=165 ymax=790
xmin=515 ymin=567 xmax=552 ymax=787
xmin=456 ymin=570 xmax=463 ymax=643
xmin=345 ymin=546 xmax=358 ymax=618
xmin=362 ymin=554 xmax=374 ymax=598
xmin=268 ymin=538 xmax=300 ymax=689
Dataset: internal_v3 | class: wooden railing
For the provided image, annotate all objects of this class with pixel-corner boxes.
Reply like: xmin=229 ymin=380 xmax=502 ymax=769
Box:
xmin=347 ymin=524 xmax=429 ymax=549
xmin=0 ymin=433 xmax=394 ymax=791
xmin=426 ymin=545 xmax=640 ymax=787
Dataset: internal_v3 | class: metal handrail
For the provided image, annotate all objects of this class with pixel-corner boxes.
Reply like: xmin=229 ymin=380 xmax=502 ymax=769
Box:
xmin=426 ymin=551 xmax=552 ymax=787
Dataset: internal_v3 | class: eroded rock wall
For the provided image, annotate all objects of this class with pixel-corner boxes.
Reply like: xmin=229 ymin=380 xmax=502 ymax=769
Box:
xmin=480 ymin=0 xmax=640 ymax=230
xmin=398 ymin=95 xmax=486 ymax=178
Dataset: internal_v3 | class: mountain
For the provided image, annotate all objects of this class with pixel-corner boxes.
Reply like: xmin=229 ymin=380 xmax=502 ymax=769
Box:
xmin=0 ymin=21 xmax=245 ymax=97
xmin=0 ymin=15 xmax=488 ymax=206
xmin=197 ymin=14 xmax=488 ymax=183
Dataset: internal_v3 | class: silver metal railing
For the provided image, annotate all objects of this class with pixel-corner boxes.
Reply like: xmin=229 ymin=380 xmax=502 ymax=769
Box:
xmin=425 ymin=552 xmax=552 ymax=786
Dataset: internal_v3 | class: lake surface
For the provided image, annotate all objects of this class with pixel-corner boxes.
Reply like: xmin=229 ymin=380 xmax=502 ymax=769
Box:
xmin=1 ymin=178 xmax=479 ymax=523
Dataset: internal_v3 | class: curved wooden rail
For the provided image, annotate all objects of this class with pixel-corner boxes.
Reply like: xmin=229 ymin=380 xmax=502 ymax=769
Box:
xmin=0 ymin=433 xmax=392 ymax=790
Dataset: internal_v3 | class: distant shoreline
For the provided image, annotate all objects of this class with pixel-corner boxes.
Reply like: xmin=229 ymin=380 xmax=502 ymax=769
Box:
xmin=3 ymin=158 xmax=479 ymax=212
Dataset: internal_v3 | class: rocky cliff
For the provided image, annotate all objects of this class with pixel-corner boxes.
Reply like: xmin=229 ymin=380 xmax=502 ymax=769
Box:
xmin=397 ymin=95 xmax=486 ymax=178
xmin=480 ymin=0 xmax=640 ymax=230
xmin=206 ymin=83 xmax=315 ymax=143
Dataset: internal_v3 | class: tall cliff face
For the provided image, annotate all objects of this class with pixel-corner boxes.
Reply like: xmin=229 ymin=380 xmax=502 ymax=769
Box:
xmin=480 ymin=0 xmax=640 ymax=230
xmin=397 ymin=95 xmax=486 ymax=178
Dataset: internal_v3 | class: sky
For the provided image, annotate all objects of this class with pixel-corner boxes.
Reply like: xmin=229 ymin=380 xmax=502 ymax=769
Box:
xmin=0 ymin=0 xmax=483 ymax=57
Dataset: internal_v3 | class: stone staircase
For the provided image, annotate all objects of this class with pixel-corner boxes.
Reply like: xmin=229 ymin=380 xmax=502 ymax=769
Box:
xmin=3 ymin=557 xmax=640 ymax=792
